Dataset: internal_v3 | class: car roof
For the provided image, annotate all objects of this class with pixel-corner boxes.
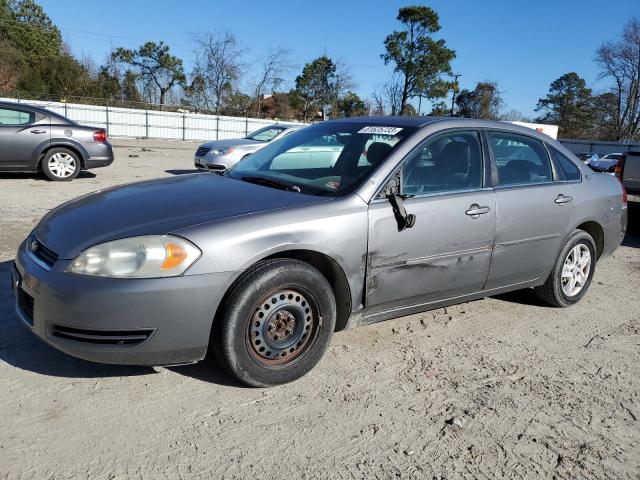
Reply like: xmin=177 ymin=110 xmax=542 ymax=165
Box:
xmin=0 ymin=100 xmax=71 ymax=122
xmin=325 ymin=115 xmax=563 ymax=141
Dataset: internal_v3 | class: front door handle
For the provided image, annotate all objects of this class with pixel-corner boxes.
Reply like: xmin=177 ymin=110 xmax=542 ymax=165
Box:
xmin=465 ymin=204 xmax=491 ymax=218
xmin=555 ymin=194 xmax=573 ymax=204
xmin=30 ymin=129 xmax=46 ymax=134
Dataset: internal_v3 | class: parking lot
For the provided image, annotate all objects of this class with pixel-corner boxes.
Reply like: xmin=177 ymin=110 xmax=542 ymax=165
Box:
xmin=1 ymin=139 xmax=639 ymax=479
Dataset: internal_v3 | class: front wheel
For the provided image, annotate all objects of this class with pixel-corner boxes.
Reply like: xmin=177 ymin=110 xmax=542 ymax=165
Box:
xmin=534 ymin=230 xmax=597 ymax=307
xmin=214 ymin=259 xmax=336 ymax=387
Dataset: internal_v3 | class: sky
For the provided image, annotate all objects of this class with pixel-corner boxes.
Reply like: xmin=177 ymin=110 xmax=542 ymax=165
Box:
xmin=39 ymin=0 xmax=639 ymax=117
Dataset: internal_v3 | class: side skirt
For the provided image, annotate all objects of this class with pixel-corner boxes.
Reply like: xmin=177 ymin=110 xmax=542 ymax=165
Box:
xmin=343 ymin=279 xmax=540 ymax=329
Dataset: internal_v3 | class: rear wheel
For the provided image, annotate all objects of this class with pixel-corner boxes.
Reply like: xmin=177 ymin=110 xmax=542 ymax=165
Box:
xmin=41 ymin=148 xmax=81 ymax=181
xmin=534 ymin=230 xmax=596 ymax=307
xmin=214 ymin=258 xmax=336 ymax=387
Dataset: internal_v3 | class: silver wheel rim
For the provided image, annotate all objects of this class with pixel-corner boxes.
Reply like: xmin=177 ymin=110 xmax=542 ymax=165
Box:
xmin=48 ymin=153 xmax=76 ymax=178
xmin=561 ymin=244 xmax=591 ymax=297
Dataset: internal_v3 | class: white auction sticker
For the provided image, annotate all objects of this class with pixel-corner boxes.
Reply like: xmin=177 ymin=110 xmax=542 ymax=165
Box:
xmin=357 ymin=126 xmax=403 ymax=135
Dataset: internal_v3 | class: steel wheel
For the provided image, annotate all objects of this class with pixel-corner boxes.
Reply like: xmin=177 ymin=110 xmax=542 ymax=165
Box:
xmin=47 ymin=152 xmax=77 ymax=179
xmin=561 ymin=244 xmax=591 ymax=297
xmin=246 ymin=287 xmax=320 ymax=366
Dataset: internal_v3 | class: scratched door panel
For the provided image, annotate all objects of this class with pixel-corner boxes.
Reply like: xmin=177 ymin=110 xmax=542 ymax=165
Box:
xmin=366 ymin=190 xmax=496 ymax=308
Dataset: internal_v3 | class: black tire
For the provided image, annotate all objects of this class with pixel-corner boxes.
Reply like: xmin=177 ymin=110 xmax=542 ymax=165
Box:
xmin=41 ymin=147 xmax=81 ymax=181
xmin=214 ymin=258 xmax=336 ymax=387
xmin=534 ymin=229 xmax=597 ymax=307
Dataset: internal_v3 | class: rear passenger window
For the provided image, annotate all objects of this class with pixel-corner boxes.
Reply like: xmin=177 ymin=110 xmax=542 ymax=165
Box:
xmin=551 ymin=148 xmax=581 ymax=181
xmin=401 ymin=130 xmax=483 ymax=196
xmin=488 ymin=132 xmax=553 ymax=186
xmin=0 ymin=107 xmax=34 ymax=126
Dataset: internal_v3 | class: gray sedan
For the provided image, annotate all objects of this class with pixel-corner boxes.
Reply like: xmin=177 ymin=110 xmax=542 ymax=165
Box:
xmin=194 ymin=123 xmax=303 ymax=172
xmin=0 ymin=101 xmax=114 ymax=181
xmin=12 ymin=117 xmax=627 ymax=386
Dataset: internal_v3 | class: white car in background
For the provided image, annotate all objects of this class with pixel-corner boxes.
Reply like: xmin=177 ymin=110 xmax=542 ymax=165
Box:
xmin=195 ymin=124 xmax=303 ymax=172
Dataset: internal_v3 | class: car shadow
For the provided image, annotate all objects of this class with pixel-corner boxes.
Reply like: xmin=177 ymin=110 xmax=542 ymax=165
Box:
xmin=168 ymin=356 xmax=242 ymax=387
xmin=165 ymin=169 xmax=205 ymax=176
xmin=492 ymin=288 xmax=551 ymax=307
xmin=0 ymin=171 xmax=97 ymax=180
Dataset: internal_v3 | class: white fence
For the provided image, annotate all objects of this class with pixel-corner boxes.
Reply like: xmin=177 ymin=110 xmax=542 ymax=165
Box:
xmin=0 ymin=97 xmax=304 ymax=141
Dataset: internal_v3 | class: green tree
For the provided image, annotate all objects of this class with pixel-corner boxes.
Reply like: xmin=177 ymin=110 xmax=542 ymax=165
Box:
xmin=2 ymin=0 xmax=61 ymax=65
xmin=293 ymin=55 xmax=339 ymax=121
xmin=336 ymin=91 xmax=367 ymax=117
xmin=112 ymin=41 xmax=186 ymax=106
xmin=456 ymin=81 xmax=503 ymax=120
xmin=382 ymin=5 xmax=455 ymax=115
xmin=535 ymin=72 xmax=594 ymax=138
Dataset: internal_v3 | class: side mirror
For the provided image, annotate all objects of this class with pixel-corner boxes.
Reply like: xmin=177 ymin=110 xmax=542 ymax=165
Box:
xmin=380 ymin=169 xmax=416 ymax=232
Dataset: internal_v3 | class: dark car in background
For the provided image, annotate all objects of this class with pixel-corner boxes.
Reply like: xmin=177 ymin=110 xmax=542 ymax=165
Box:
xmin=0 ymin=101 xmax=113 ymax=181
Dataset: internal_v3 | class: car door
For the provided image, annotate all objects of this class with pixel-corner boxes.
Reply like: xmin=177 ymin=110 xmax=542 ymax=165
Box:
xmin=366 ymin=129 xmax=496 ymax=309
xmin=0 ymin=106 xmax=48 ymax=170
xmin=484 ymin=130 xmax=575 ymax=289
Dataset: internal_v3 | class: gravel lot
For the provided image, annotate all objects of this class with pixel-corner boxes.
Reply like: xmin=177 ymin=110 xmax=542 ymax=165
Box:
xmin=1 ymin=139 xmax=639 ymax=479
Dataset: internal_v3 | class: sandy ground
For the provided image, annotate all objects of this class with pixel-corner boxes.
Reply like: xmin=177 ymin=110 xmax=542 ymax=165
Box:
xmin=0 ymin=139 xmax=639 ymax=479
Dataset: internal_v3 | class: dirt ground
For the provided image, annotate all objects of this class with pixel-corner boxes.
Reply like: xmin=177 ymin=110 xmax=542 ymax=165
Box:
xmin=0 ymin=139 xmax=639 ymax=479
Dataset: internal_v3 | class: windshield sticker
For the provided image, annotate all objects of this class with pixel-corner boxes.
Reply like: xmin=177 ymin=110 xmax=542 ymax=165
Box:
xmin=357 ymin=126 xmax=403 ymax=135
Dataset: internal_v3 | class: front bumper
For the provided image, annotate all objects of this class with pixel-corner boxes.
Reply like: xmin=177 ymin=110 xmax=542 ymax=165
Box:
xmin=194 ymin=152 xmax=242 ymax=172
xmin=12 ymin=242 xmax=235 ymax=366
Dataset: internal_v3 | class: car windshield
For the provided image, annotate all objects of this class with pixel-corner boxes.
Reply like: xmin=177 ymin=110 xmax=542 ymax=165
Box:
xmin=228 ymin=122 xmax=415 ymax=196
xmin=245 ymin=126 xmax=287 ymax=142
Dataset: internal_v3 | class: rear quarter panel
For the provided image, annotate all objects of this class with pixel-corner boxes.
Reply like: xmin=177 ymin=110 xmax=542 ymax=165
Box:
xmin=571 ymin=170 xmax=626 ymax=257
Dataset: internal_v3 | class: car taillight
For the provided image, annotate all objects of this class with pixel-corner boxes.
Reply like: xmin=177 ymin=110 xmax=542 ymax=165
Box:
xmin=614 ymin=155 xmax=626 ymax=177
xmin=93 ymin=129 xmax=107 ymax=142
xmin=614 ymin=155 xmax=627 ymax=204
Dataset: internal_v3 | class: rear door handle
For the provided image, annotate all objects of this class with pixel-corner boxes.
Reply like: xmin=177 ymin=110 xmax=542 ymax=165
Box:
xmin=555 ymin=194 xmax=573 ymax=204
xmin=465 ymin=204 xmax=491 ymax=218
xmin=30 ymin=129 xmax=46 ymax=134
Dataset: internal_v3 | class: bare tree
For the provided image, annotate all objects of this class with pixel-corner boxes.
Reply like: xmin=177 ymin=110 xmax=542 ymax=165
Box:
xmin=371 ymin=73 xmax=403 ymax=115
xmin=188 ymin=32 xmax=246 ymax=113
xmin=252 ymin=47 xmax=293 ymax=117
xmin=596 ymin=17 xmax=640 ymax=140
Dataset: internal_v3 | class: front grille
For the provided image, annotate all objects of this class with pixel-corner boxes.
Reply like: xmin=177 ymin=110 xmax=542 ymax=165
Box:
xmin=195 ymin=146 xmax=211 ymax=157
xmin=31 ymin=238 xmax=59 ymax=268
xmin=207 ymin=165 xmax=226 ymax=174
xmin=51 ymin=325 xmax=154 ymax=346
xmin=18 ymin=289 xmax=35 ymax=326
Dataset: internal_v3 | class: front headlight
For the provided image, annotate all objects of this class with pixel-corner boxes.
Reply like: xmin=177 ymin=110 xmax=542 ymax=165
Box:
xmin=67 ymin=235 xmax=201 ymax=278
xmin=211 ymin=147 xmax=234 ymax=155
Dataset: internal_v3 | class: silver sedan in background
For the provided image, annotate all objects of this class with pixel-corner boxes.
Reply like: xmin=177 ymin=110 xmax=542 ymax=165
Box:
xmin=195 ymin=123 xmax=303 ymax=172
xmin=0 ymin=101 xmax=113 ymax=181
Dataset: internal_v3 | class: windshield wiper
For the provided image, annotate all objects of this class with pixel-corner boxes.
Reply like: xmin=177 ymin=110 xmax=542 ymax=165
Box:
xmin=241 ymin=175 xmax=302 ymax=193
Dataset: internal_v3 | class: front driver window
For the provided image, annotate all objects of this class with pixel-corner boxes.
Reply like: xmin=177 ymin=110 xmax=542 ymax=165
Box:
xmin=401 ymin=130 xmax=483 ymax=196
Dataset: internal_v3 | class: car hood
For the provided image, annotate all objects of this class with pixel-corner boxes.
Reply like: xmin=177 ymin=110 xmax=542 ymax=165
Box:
xmin=34 ymin=173 xmax=330 ymax=259
xmin=200 ymin=138 xmax=262 ymax=149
